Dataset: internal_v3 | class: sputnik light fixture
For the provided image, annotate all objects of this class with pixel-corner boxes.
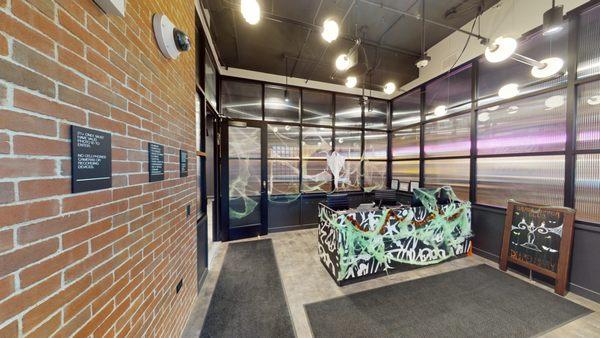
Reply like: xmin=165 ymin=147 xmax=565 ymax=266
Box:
xmin=345 ymin=76 xmax=357 ymax=88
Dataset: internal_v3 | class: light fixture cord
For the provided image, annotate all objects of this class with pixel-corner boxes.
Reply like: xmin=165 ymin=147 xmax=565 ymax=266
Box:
xmin=421 ymin=0 xmax=425 ymax=56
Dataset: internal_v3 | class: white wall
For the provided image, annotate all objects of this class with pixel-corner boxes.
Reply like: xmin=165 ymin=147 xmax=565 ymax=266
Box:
xmin=401 ymin=0 xmax=589 ymax=92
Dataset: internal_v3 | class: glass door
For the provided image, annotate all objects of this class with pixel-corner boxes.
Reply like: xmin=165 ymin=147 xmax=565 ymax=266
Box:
xmin=221 ymin=121 xmax=267 ymax=240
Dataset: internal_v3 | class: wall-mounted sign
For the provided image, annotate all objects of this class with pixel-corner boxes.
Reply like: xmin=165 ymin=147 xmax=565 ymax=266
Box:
xmin=148 ymin=142 xmax=164 ymax=182
xmin=180 ymin=150 xmax=188 ymax=177
xmin=71 ymin=126 xmax=112 ymax=193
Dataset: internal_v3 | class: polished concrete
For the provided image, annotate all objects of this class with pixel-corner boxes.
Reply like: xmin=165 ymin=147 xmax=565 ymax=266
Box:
xmin=183 ymin=229 xmax=600 ymax=338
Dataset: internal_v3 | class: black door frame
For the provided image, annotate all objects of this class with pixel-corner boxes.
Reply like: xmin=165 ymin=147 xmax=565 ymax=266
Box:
xmin=220 ymin=119 xmax=268 ymax=241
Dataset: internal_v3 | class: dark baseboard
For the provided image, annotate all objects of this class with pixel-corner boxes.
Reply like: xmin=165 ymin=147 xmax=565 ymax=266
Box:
xmin=269 ymin=223 xmax=317 ymax=233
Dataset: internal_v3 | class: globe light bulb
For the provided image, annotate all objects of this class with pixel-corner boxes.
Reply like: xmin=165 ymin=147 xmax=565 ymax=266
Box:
xmin=383 ymin=82 xmax=396 ymax=95
xmin=485 ymin=36 xmax=517 ymax=63
xmin=336 ymin=54 xmax=350 ymax=71
xmin=345 ymin=76 xmax=357 ymax=88
xmin=321 ymin=18 xmax=339 ymax=43
xmin=241 ymin=0 xmax=260 ymax=25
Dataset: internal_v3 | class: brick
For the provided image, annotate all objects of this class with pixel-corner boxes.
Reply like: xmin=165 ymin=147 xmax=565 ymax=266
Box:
xmin=58 ymin=9 xmax=108 ymax=57
xmin=91 ymin=200 xmax=128 ymax=222
xmin=0 ymin=238 xmax=58 ymax=276
xmin=73 ymin=299 xmax=114 ymax=338
xmin=18 ymin=178 xmax=70 ymax=201
xmin=0 ymin=321 xmax=18 ymax=338
xmin=62 ymin=218 xmax=112 ymax=249
xmin=63 ymin=190 xmax=112 ymax=213
xmin=0 ymin=182 xmax=15 ymax=204
xmin=25 ymin=0 xmax=55 ymax=18
xmin=0 ymin=275 xmax=14 ymax=300
xmin=89 ymin=113 xmax=126 ymax=135
xmin=18 ymin=211 xmax=88 ymax=245
xmin=13 ymin=41 xmax=85 ymax=91
xmin=58 ymin=85 xmax=110 ymax=116
xmin=0 ymin=85 xmax=7 ymax=107
xmin=0 ymin=158 xmax=56 ymax=178
xmin=14 ymin=89 xmax=87 ymax=125
xmin=0 ymin=12 xmax=54 ymax=57
xmin=22 ymin=274 xmax=92 ymax=333
xmin=58 ymin=45 xmax=109 ymax=87
xmin=92 ymin=225 xmax=128 ymax=252
xmin=0 ymin=132 xmax=9 ymax=154
xmin=89 ymin=82 xmax=126 ymax=110
xmin=0 ymin=33 xmax=7 ymax=56
xmin=13 ymin=135 xmax=69 ymax=156
xmin=19 ymin=243 xmax=88 ymax=288
xmin=56 ymin=0 xmax=85 ymax=23
xmin=0 ymin=229 xmax=13 ymax=254
xmin=0 ymin=109 xmax=57 ymax=137
xmin=56 ymin=306 xmax=91 ymax=338
xmin=0 ymin=199 xmax=60 ymax=228
xmin=25 ymin=312 xmax=61 ymax=338
xmin=0 ymin=59 xmax=55 ymax=97
xmin=64 ymin=246 xmax=111 ymax=283
xmin=87 ymin=48 xmax=126 ymax=83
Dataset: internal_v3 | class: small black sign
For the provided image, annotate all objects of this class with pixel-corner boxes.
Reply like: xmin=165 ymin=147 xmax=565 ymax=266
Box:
xmin=180 ymin=150 xmax=188 ymax=177
xmin=71 ymin=126 xmax=112 ymax=193
xmin=148 ymin=142 xmax=164 ymax=182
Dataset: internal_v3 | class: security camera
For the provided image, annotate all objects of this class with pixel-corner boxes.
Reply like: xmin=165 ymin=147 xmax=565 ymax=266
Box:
xmin=415 ymin=54 xmax=431 ymax=69
xmin=153 ymin=13 xmax=191 ymax=60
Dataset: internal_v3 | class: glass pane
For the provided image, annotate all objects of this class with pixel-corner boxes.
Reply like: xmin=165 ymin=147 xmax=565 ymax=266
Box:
xmin=302 ymin=89 xmax=332 ymax=126
xmin=302 ymin=127 xmax=332 ymax=158
xmin=268 ymin=160 xmax=299 ymax=195
xmin=424 ymin=158 xmax=470 ymax=201
xmin=575 ymin=154 xmax=600 ymax=223
xmin=578 ymin=5 xmax=600 ymax=79
xmin=392 ymin=126 xmax=420 ymax=159
xmin=478 ymin=30 xmax=567 ymax=105
xmin=336 ymin=94 xmax=362 ymax=127
xmin=228 ymin=126 xmax=262 ymax=227
xmin=302 ymin=160 xmax=331 ymax=193
xmin=364 ymin=98 xmax=388 ymax=129
xmin=425 ymin=65 xmax=471 ymax=120
xmin=477 ymin=156 xmax=565 ymax=208
xmin=221 ymin=80 xmax=262 ymax=120
xmin=268 ymin=124 xmax=299 ymax=158
xmin=392 ymin=160 xmax=419 ymax=183
xmin=265 ymin=85 xmax=300 ymax=122
xmin=576 ymin=81 xmax=600 ymax=150
xmin=364 ymin=161 xmax=387 ymax=192
xmin=424 ymin=114 xmax=470 ymax=158
xmin=477 ymin=89 xmax=567 ymax=155
xmin=335 ymin=129 xmax=362 ymax=159
xmin=338 ymin=160 xmax=361 ymax=192
xmin=392 ymin=89 xmax=421 ymax=128
xmin=204 ymin=49 xmax=217 ymax=109
xmin=364 ymin=131 xmax=387 ymax=159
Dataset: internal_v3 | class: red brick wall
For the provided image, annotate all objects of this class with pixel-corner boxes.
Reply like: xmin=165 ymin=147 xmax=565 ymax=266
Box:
xmin=0 ymin=0 xmax=198 ymax=336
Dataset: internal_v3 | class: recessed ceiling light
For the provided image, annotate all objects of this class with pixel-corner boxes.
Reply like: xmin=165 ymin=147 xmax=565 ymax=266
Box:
xmin=531 ymin=57 xmax=564 ymax=78
xmin=321 ymin=18 xmax=339 ymax=43
xmin=345 ymin=76 xmax=357 ymax=88
xmin=433 ymin=105 xmax=447 ymax=117
xmin=241 ymin=0 xmax=260 ymax=25
xmin=383 ymin=82 xmax=396 ymax=95
xmin=336 ymin=54 xmax=350 ymax=71
xmin=498 ymin=83 xmax=520 ymax=99
xmin=485 ymin=36 xmax=517 ymax=63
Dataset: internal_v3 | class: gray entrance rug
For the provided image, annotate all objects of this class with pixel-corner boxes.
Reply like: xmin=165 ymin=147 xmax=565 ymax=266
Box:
xmin=200 ymin=239 xmax=295 ymax=338
xmin=305 ymin=264 xmax=592 ymax=338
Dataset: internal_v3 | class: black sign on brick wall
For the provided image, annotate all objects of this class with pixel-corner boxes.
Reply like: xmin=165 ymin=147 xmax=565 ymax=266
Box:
xmin=180 ymin=150 xmax=188 ymax=177
xmin=71 ymin=126 xmax=112 ymax=193
xmin=148 ymin=142 xmax=165 ymax=182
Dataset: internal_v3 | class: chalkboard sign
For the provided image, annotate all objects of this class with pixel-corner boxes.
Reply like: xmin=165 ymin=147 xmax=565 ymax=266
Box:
xmin=148 ymin=142 xmax=164 ymax=182
xmin=500 ymin=200 xmax=576 ymax=296
xmin=71 ymin=126 xmax=112 ymax=193
xmin=180 ymin=150 xmax=188 ymax=177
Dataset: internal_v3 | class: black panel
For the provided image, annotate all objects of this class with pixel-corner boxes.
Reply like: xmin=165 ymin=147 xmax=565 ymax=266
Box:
xmin=148 ymin=142 xmax=165 ymax=182
xmin=471 ymin=205 xmax=506 ymax=258
xmin=301 ymin=194 xmax=326 ymax=225
xmin=71 ymin=126 xmax=112 ymax=193
xmin=268 ymin=196 xmax=301 ymax=229
xmin=570 ymin=225 xmax=600 ymax=301
xmin=180 ymin=150 xmax=188 ymax=177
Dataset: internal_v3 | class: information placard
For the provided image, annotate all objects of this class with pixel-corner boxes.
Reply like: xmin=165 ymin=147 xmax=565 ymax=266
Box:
xmin=148 ymin=142 xmax=164 ymax=182
xmin=71 ymin=126 xmax=112 ymax=193
xmin=180 ymin=150 xmax=188 ymax=177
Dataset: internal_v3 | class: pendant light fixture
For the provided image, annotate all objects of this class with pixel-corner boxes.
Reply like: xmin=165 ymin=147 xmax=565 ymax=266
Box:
xmin=484 ymin=36 xmax=517 ymax=63
xmin=322 ymin=18 xmax=340 ymax=43
xmin=336 ymin=54 xmax=351 ymax=71
xmin=531 ymin=57 xmax=564 ymax=78
xmin=415 ymin=0 xmax=431 ymax=69
xmin=433 ymin=105 xmax=447 ymax=117
xmin=383 ymin=82 xmax=396 ymax=95
xmin=345 ymin=76 xmax=357 ymax=88
xmin=241 ymin=0 xmax=260 ymax=25
xmin=543 ymin=0 xmax=564 ymax=35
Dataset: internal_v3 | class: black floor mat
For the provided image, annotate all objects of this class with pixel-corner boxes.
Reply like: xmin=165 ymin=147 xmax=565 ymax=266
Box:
xmin=306 ymin=264 xmax=592 ymax=338
xmin=200 ymin=239 xmax=295 ymax=338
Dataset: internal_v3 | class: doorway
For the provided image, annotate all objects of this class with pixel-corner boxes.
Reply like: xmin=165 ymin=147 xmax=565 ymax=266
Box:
xmin=220 ymin=120 xmax=268 ymax=240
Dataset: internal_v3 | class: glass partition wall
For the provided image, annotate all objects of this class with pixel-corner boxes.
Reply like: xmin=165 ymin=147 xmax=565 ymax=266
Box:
xmin=391 ymin=3 xmax=600 ymax=226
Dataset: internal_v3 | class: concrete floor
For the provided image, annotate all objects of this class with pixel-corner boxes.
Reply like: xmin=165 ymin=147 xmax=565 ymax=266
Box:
xmin=183 ymin=229 xmax=600 ymax=338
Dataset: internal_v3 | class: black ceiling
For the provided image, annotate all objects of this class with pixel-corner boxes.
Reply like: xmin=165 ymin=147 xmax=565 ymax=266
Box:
xmin=203 ymin=0 xmax=499 ymax=91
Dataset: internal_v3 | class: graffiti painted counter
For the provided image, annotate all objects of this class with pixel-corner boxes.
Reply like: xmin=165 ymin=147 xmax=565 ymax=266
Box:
xmin=317 ymin=190 xmax=472 ymax=284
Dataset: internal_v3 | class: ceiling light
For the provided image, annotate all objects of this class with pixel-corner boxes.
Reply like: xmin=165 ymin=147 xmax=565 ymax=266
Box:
xmin=284 ymin=89 xmax=289 ymax=102
xmin=285 ymin=125 xmax=291 ymax=131
xmin=383 ymin=82 xmax=396 ymax=95
xmin=498 ymin=83 xmax=520 ymax=99
xmin=478 ymin=112 xmax=490 ymax=122
xmin=272 ymin=127 xmax=278 ymax=132
xmin=241 ymin=0 xmax=260 ymax=25
xmin=336 ymin=54 xmax=350 ymax=71
xmin=345 ymin=76 xmax=357 ymax=88
xmin=545 ymin=95 xmax=565 ymax=109
xmin=321 ymin=18 xmax=339 ymax=43
xmin=484 ymin=36 xmax=517 ymax=63
xmin=531 ymin=57 xmax=564 ymax=78
xmin=434 ymin=105 xmax=447 ymax=117
xmin=415 ymin=55 xmax=431 ymax=69
xmin=543 ymin=4 xmax=564 ymax=36
xmin=587 ymin=95 xmax=600 ymax=106
xmin=338 ymin=138 xmax=344 ymax=144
